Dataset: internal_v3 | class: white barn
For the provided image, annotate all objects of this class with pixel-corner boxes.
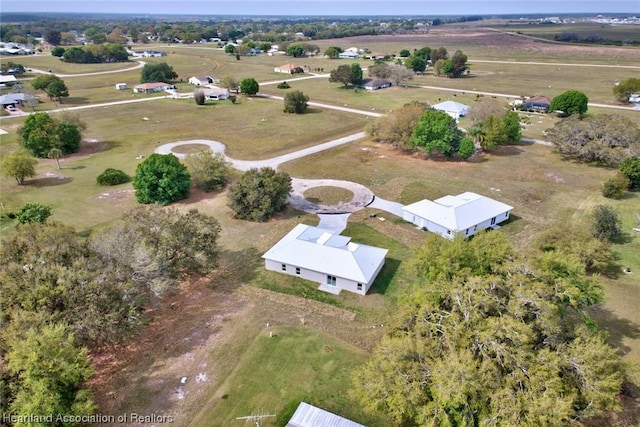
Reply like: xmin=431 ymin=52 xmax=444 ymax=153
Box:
xmin=262 ymin=224 xmax=388 ymax=295
xmin=402 ymin=192 xmax=513 ymax=239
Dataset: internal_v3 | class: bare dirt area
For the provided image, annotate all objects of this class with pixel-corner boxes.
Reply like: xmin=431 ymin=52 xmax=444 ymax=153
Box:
xmin=88 ymin=261 xmax=383 ymax=426
xmin=335 ymin=28 xmax=640 ymax=61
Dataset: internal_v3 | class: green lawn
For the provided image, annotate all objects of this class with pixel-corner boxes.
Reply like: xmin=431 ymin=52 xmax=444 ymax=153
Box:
xmin=189 ymin=325 xmax=392 ymax=427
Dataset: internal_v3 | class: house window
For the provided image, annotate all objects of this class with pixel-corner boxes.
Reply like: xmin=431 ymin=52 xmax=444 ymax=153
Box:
xmin=295 ymin=267 xmax=300 ymax=275
xmin=357 ymin=283 xmax=363 ymax=291
xmin=326 ymin=275 xmax=337 ymax=286
xmin=447 ymin=230 xmax=451 ymax=235
xmin=281 ymin=264 xmax=287 ymax=271
xmin=465 ymin=229 xmax=469 ymax=235
xmin=491 ymin=217 xmax=496 ymax=225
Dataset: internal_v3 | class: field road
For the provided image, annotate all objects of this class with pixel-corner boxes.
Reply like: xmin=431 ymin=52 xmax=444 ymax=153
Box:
xmin=28 ymin=60 xmax=146 ymax=78
xmin=470 ymin=59 xmax=640 ymax=70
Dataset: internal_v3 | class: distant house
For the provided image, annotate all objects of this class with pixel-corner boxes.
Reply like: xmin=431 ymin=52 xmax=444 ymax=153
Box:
xmin=402 ymin=192 xmax=513 ymax=239
xmin=521 ymin=95 xmax=551 ymax=112
xmin=0 ymin=93 xmax=39 ymax=108
xmin=360 ymin=78 xmax=392 ymax=91
xmin=0 ymin=75 xmax=18 ymax=84
xmin=274 ymin=64 xmax=309 ymax=74
xmin=338 ymin=51 xmax=359 ymax=59
xmin=115 ymin=83 xmax=127 ymax=90
xmin=432 ymin=100 xmax=470 ymax=122
xmin=133 ymin=82 xmax=175 ymax=93
xmin=287 ymin=401 xmax=364 ymax=427
xmin=188 ymin=75 xmax=217 ymax=86
xmin=200 ymin=86 xmax=230 ymax=100
xmin=262 ymin=224 xmax=388 ymax=295
xmin=131 ymin=50 xmax=166 ymax=58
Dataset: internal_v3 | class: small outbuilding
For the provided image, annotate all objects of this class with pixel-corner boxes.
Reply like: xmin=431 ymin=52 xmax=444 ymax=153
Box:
xmin=115 ymin=83 xmax=127 ymax=90
xmin=360 ymin=78 xmax=392 ymax=91
xmin=262 ymin=224 xmax=388 ymax=295
xmin=274 ymin=64 xmax=309 ymax=74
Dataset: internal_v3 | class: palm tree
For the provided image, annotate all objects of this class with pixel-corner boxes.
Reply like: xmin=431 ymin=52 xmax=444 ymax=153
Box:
xmin=48 ymin=148 xmax=63 ymax=169
xmin=467 ymin=123 xmax=486 ymax=150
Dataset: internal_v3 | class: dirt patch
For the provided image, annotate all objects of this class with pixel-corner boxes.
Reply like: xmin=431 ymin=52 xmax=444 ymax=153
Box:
xmin=94 ymin=189 xmax=135 ymax=201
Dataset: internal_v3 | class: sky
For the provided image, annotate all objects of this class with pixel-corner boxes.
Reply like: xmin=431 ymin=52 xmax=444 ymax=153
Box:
xmin=2 ymin=0 xmax=639 ymax=16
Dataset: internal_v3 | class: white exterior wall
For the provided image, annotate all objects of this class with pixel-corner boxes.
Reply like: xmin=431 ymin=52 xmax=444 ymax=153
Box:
xmin=264 ymin=259 xmax=384 ymax=296
xmin=405 ymin=210 xmax=510 ymax=239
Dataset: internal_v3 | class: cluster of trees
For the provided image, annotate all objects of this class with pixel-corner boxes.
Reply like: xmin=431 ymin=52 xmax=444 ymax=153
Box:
xmin=31 ymin=74 xmax=69 ymax=102
xmin=367 ymin=101 xmax=427 ymax=151
xmin=410 ymin=109 xmax=475 ymax=159
xmin=140 ymin=62 xmax=178 ymax=83
xmin=368 ymin=62 xmax=414 ymax=86
xmin=51 ymin=43 xmax=128 ymax=63
xmin=19 ymin=112 xmax=84 ymax=157
xmin=329 ymin=63 xmax=363 ymax=88
xmin=0 ymin=206 xmax=221 ymax=420
xmin=466 ymin=98 xmax=522 ymax=150
xmin=354 ymin=228 xmax=623 ymax=426
xmin=546 ymin=114 xmax=640 ymax=166
xmin=183 ymin=151 xmax=231 ymax=192
xmin=228 ymin=167 xmax=292 ymax=221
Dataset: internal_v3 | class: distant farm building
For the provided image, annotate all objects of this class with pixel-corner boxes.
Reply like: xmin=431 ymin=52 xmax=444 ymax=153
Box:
xmin=200 ymin=86 xmax=230 ymax=100
xmin=188 ymin=75 xmax=218 ymax=86
xmin=115 ymin=83 xmax=127 ymax=90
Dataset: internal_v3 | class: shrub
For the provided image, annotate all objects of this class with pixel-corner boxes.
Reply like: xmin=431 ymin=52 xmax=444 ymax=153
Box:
xmin=97 ymin=168 xmax=131 ymax=186
xmin=15 ymin=202 xmax=53 ymax=224
xmin=602 ymin=173 xmax=629 ymax=199
xmin=277 ymin=81 xmax=291 ymax=89
xmin=592 ymin=205 xmax=622 ymax=242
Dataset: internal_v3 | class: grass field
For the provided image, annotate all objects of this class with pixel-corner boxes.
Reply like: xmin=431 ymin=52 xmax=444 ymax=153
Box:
xmin=1 ymin=27 xmax=640 ymax=426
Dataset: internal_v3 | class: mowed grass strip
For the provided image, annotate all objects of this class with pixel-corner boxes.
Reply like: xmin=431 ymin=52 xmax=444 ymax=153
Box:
xmin=303 ymin=186 xmax=354 ymax=205
xmin=189 ymin=325 xmax=392 ymax=427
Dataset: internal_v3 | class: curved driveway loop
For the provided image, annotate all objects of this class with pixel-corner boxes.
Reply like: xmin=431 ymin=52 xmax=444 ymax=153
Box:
xmin=155 ymin=139 xmax=404 ymax=233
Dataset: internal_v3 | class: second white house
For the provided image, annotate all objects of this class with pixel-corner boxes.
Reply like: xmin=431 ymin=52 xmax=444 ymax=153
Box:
xmin=402 ymin=192 xmax=513 ymax=239
xmin=262 ymin=224 xmax=388 ymax=295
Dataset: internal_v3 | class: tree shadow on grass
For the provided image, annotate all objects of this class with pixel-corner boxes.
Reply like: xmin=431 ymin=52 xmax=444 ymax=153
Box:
xmin=487 ymin=145 xmax=525 ymax=156
xmin=215 ymin=247 xmax=263 ymax=291
xmin=28 ymin=176 xmax=73 ymax=187
xmin=587 ymin=305 xmax=640 ymax=357
xmin=368 ymin=257 xmax=401 ymax=296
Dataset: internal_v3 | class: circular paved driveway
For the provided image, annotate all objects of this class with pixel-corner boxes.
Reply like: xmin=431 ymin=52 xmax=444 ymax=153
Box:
xmin=155 ymin=139 xmax=401 ymax=233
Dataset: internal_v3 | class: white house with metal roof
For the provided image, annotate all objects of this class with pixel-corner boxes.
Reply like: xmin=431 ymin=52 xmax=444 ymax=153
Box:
xmin=287 ymin=401 xmax=364 ymax=427
xmin=431 ymin=100 xmax=470 ymax=122
xmin=402 ymin=192 xmax=513 ymax=239
xmin=262 ymin=224 xmax=388 ymax=295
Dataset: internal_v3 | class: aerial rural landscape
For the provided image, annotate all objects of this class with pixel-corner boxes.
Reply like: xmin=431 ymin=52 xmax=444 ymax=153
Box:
xmin=1 ymin=2 xmax=640 ymax=426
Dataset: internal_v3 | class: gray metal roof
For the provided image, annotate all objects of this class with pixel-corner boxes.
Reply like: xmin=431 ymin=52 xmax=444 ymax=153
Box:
xmin=287 ymin=402 xmax=365 ymax=427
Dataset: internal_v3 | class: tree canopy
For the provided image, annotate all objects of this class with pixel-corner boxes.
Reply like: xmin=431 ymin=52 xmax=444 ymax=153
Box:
xmin=546 ymin=114 xmax=640 ymax=166
xmin=354 ymin=231 xmax=623 ymax=426
xmin=1 ymin=148 xmax=38 ymax=185
xmin=283 ymin=90 xmax=309 ymax=114
xmin=410 ymin=109 xmax=462 ymax=159
xmin=15 ymin=202 xmax=53 ymax=224
xmin=140 ymin=62 xmax=178 ymax=83
xmin=240 ymin=77 xmax=259 ymax=95
xmin=550 ymin=90 xmax=589 ymax=117
xmin=228 ymin=167 xmax=292 ymax=221
xmin=619 ymin=156 xmax=640 ymax=190
xmin=133 ymin=153 xmax=191 ymax=205
xmin=19 ymin=112 xmax=82 ymax=157
xmin=367 ymin=101 xmax=428 ymax=151
xmin=183 ymin=151 xmax=230 ymax=192
xmin=31 ymin=74 xmax=70 ymax=102
xmin=329 ymin=64 xmax=355 ymax=87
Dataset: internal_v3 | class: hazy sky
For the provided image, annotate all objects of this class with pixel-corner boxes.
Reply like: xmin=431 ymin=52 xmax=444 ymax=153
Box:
xmin=3 ymin=0 xmax=639 ymax=15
